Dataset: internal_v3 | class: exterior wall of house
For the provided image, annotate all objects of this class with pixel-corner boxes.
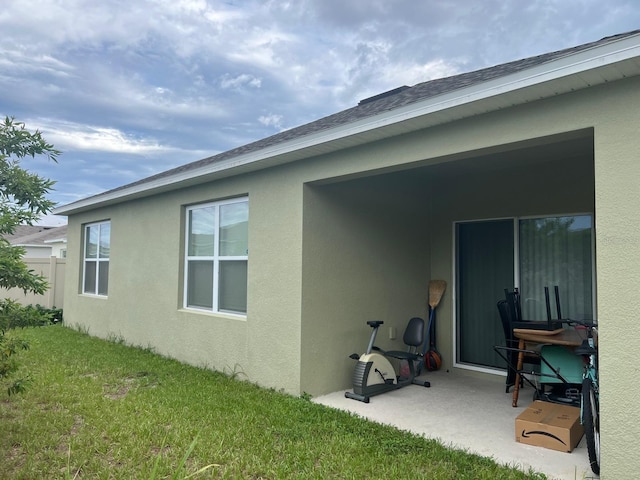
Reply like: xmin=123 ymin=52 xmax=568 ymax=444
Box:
xmin=298 ymin=117 xmax=594 ymax=397
xmin=300 ymin=177 xmax=432 ymax=395
xmin=64 ymin=168 xmax=306 ymax=394
xmin=591 ymin=77 xmax=640 ymax=479
xmin=63 ymin=75 xmax=640 ymax=477
xmin=48 ymin=241 xmax=67 ymax=258
xmin=295 ymin=76 xmax=639 ymax=476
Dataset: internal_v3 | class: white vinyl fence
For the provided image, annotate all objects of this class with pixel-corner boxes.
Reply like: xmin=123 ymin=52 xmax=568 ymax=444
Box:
xmin=0 ymin=256 xmax=66 ymax=308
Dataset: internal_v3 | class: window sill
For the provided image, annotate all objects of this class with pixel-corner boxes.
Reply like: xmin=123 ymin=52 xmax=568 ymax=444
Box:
xmin=178 ymin=307 xmax=247 ymax=321
xmin=80 ymin=293 xmax=108 ymax=299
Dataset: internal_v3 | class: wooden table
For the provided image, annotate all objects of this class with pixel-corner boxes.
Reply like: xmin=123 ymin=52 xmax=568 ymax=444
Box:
xmin=512 ymin=327 xmax=589 ymax=407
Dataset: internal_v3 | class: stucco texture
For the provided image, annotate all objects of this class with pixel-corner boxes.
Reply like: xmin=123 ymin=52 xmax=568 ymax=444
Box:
xmin=63 ymin=75 xmax=640 ymax=478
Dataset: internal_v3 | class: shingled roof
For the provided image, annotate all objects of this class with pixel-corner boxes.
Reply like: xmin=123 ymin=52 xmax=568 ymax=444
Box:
xmin=55 ymin=29 xmax=640 ymax=215
xmin=5 ymin=225 xmax=67 ymax=246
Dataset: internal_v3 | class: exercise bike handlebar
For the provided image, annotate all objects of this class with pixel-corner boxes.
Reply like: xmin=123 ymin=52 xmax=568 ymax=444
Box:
xmin=365 ymin=321 xmax=383 ymax=354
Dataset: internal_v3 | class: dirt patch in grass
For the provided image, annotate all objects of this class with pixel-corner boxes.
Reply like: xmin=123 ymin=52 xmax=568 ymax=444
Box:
xmin=103 ymin=382 xmax=132 ymax=400
xmin=103 ymin=372 xmax=157 ymax=400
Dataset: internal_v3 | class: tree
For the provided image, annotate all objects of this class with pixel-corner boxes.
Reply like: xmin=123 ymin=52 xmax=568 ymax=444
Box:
xmin=0 ymin=116 xmax=60 ymax=395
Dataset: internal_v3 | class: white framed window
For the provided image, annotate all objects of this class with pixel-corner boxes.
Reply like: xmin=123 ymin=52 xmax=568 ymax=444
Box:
xmin=184 ymin=197 xmax=248 ymax=315
xmin=83 ymin=221 xmax=110 ymax=296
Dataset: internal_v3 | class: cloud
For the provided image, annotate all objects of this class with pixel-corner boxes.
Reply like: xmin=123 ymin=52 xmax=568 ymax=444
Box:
xmin=220 ymin=73 xmax=262 ymax=90
xmin=2 ymin=0 xmax=639 ymax=207
xmin=32 ymin=120 xmax=169 ymax=155
xmin=0 ymin=49 xmax=74 ymax=78
xmin=258 ymin=114 xmax=284 ymax=130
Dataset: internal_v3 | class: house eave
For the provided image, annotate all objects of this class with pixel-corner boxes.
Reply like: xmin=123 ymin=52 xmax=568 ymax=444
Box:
xmin=44 ymin=238 xmax=67 ymax=244
xmin=54 ymin=32 xmax=640 ymax=216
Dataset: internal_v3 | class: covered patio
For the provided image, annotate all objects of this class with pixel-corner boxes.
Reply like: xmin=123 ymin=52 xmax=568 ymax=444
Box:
xmin=314 ymin=370 xmax=595 ymax=479
xmin=301 ymin=129 xmax=595 ymax=397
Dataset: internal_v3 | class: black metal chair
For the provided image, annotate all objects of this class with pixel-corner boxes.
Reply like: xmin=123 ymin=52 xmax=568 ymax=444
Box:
xmin=496 ymin=291 xmax=541 ymax=393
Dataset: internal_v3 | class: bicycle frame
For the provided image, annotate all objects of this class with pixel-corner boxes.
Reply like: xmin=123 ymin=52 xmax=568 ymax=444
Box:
xmin=576 ymin=323 xmax=599 ymax=475
xmin=581 ymin=331 xmax=598 ymax=420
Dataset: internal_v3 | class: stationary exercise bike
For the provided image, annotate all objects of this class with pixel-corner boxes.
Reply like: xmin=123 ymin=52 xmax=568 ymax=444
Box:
xmin=345 ymin=318 xmax=431 ymax=403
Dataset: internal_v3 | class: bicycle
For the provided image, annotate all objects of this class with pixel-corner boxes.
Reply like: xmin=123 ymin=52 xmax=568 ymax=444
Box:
xmin=566 ymin=318 xmax=599 ymax=475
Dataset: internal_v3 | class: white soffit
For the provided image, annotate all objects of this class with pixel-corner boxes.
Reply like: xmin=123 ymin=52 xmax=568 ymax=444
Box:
xmin=55 ymin=33 xmax=640 ymax=215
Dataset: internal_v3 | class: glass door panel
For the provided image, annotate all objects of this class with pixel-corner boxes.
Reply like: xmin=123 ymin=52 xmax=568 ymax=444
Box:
xmin=457 ymin=220 xmax=514 ymax=368
xmin=519 ymin=215 xmax=593 ymax=320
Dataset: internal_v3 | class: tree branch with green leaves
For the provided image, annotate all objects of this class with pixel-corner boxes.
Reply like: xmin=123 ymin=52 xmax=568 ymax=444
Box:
xmin=0 ymin=116 xmax=60 ymax=395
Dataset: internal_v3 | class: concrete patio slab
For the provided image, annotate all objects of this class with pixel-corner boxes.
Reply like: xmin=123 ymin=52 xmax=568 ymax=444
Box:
xmin=313 ymin=370 xmax=597 ymax=480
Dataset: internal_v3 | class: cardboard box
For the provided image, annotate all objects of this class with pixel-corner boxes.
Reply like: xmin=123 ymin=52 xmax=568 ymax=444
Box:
xmin=515 ymin=401 xmax=584 ymax=452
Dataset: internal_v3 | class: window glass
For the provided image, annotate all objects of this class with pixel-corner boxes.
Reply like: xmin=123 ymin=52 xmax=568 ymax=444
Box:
xmin=83 ymin=221 xmax=110 ymax=296
xmin=219 ymin=260 xmax=248 ymax=313
xmin=519 ymin=215 xmax=593 ymax=320
xmin=456 ymin=214 xmax=594 ymax=370
xmin=188 ymin=207 xmax=215 ymax=256
xmin=84 ymin=261 xmax=97 ymax=294
xmin=85 ymin=225 xmax=98 ymax=259
xmin=187 ymin=260 xmax=214 ymax=309
xmin=99 ymin=223 xmax=111 ymax=258
xmin=98 ymin=262 xmax=109 ymax=296
xmin=220 ymin=202 xmax=249 ymax=256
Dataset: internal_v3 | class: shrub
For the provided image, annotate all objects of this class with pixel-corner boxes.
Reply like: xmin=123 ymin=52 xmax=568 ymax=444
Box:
xmin=0 ymin=300 xmax=59 ymax=396
xmin=0 ymin=299 xmax=57 ymax=331
xmin=0 ymin=329 xmax=30 ymax=395
xmin=33 ymin=304 xmax=63 ymax=324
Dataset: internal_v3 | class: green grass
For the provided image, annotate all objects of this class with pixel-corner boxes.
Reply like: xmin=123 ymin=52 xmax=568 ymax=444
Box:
xmin=0 ymin=325 xmax=546 ymax=479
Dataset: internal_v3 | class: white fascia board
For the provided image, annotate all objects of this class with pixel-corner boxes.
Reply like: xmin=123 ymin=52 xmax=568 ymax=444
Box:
xmin=55 ymin=33 xmax=640 ymax=216
xmin=44 ymin=238 xmax=67 ymax=244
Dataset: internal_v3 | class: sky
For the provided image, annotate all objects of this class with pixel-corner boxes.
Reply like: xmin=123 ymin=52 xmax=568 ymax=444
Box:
xmin=1 ymin=1 xmax=639 ymax=226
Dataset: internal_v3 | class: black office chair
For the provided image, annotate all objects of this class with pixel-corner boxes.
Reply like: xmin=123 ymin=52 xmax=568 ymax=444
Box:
xmin=496 ymin=294 xmax=541 ymax=393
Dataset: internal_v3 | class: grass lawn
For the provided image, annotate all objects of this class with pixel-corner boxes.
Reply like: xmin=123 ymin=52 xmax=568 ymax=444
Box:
xmin=0 ymin=325 xmax=546 ymax=479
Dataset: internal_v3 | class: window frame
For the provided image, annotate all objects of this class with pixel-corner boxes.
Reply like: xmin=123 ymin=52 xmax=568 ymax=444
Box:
xmin=82 ymin=220 xmax=110 ymax=296
xmin=183 ymin=197 xmax=249 ymax=316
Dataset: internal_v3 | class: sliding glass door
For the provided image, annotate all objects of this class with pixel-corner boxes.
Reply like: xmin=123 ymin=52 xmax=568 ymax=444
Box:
xmin=519 ymin=216 xmax=594 ymax=321
xmin=456 ymin=215 xmax=594 ymax=370
xmin=457 ymin=220 xmax=514 ymax=368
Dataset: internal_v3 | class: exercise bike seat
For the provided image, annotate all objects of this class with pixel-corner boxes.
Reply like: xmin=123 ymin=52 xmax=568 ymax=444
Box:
xmin=385 ymin=317 xmax=424 ymax=360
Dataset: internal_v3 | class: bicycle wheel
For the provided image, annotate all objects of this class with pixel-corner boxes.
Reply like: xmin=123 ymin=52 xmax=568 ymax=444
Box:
xmin=582 ymin=377 xmax=600 ymax=475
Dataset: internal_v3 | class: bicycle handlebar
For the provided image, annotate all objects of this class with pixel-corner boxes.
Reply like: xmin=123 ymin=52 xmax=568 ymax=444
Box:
xmin=560 ymin=318 xmax=597 ymax=329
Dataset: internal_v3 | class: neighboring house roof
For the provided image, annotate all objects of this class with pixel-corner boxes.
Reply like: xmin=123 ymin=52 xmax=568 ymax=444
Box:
xmin=3 ymin=225 xmax=52 ymax=243
xmin=5 ymin=225 xmax=68 ymax=247
xmin=55 ymin=30 xmax=640 ymax=216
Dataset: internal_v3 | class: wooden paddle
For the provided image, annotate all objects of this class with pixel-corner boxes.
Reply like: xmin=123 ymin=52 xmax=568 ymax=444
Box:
xmin=428 ymin=280 xmax=447 ymax=312
xmin=423 ymin=280 xmax=446 ymax=370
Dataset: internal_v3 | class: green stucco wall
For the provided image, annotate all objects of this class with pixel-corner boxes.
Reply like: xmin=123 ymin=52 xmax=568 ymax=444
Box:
xmin=64 ymin=170 xmax=305 ymax=395
xmin=64 ymin=75 xmax=640 ymax=478
xmin=592 ymin=79 xmax=640 ymax=479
